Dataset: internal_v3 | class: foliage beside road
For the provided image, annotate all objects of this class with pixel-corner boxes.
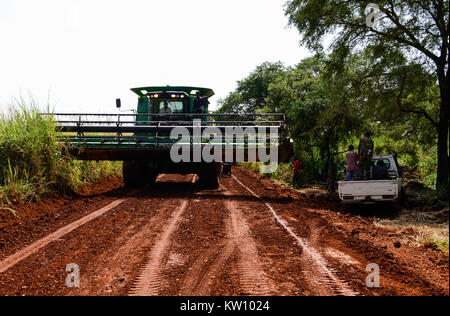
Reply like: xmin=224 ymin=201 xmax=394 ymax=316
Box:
xmin=0 ymin=104 xmax=121 ymax=209
xmin=219 ymin=56 xmax=442 ymax=197
xmin=219 ymin=1 xmax=448 ymax=199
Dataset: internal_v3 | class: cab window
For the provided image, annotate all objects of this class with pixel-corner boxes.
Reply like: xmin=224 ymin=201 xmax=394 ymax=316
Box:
xmin=373 ymin=158 xmax=391 ymax=169
xmin=151 ymin=100 xmax=185 ymax=113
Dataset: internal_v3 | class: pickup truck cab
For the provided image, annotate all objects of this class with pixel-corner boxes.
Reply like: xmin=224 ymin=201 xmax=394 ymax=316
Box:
xmin=338 ymin=155 xmax=403 ymax=205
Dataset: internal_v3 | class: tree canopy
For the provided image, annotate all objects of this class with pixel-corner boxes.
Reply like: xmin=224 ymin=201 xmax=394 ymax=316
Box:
xmin=217 ymin=62 xmax=285 ymax=114
xmin=218 ymin=51 xmax=442 ymax=190
xmin=284 ymin=0 xmax=448 ymax=196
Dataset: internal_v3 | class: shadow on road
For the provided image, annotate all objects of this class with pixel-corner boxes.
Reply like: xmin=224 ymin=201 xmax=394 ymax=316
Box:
xmin=341 ymin=203 xmax=403 ymax=219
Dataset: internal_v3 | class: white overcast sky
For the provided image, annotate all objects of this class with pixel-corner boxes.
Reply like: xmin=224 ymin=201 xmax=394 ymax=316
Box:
xmin=0 ymin=0 xmax=310 ymax=113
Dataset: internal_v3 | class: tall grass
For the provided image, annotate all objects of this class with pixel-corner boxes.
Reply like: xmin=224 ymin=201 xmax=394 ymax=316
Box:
xmin=0 ymin=102 xmax=121 ymax=207
xmin=240 ymin=162 xmax=294 ymax=185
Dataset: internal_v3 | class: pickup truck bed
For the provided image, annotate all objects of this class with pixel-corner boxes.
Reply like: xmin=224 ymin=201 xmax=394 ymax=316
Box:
xmin=338 ymin=178 xmax=401 ymax=204
xmin=338 ymin=155 xmax=403 ymax=205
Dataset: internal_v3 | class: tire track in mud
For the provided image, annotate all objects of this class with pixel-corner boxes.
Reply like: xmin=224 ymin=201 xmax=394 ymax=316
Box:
xmin=0 ymin=199 xmax=124 ymax=274
xmin=223 ymin=188 xmax=276 ymax=296
xmin=178 ymin=184 xmax=276 ymax=296
xmin=79 ymin=198 xmax=185 ymax=295
xmin=174 ymin=183 xmax=236 ymax=296
xmin=226 ymin=203 xmax=276 ymax=296
xmin=129 ymin=200 xmax=189 ymax=296
xmin=180 ymin=240 xmax=235 ymax=296
xmin=232 ymin=175 xmax=358 ymax=296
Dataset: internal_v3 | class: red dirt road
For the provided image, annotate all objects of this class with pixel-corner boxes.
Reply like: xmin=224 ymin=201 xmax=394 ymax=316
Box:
xmin=0 ymin=168 xmax=448 ymax=296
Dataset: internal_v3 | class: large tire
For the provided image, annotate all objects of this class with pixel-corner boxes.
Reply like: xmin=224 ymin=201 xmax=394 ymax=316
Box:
xmin=123 ymin=161 xmax=157 ymax=188
xmin=198 ymin=163 xmax=220 ymax=190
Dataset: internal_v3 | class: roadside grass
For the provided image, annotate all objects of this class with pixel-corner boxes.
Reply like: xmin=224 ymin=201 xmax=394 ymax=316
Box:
xmin=75 ymin=160 xmax=122 ymax=183
xmin=0 ymin=103 xmax=122 ymax=213
xmin=240 ymin=162 xmax=267 ymax=174
xmin=375 ymin=209 xmax=449 ymax=256
xmin=240 ymin=162 xmax=292 ymax=183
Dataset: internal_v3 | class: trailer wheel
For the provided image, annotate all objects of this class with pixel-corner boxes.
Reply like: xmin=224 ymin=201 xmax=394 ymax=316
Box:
xmin=198 ymin=163 xmax=220 ymax=190
xmin=123 ymin=161 xmax=156 ymax=188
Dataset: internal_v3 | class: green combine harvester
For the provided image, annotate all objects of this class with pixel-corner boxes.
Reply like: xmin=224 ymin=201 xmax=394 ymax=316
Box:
xmin=44 ymin=86 xmax=285 ymax=189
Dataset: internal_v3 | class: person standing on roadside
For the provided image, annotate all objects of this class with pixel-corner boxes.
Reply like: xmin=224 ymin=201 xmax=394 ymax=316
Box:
xmin=292 ymin=158 xmax=302 ymax=188
xmin=345 ymin=145 xmax=359 ymax=181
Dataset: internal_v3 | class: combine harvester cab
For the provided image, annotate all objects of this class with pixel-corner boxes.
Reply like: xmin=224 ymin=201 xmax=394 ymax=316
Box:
xmin=44 ymin=86 xmax=286 ymax=189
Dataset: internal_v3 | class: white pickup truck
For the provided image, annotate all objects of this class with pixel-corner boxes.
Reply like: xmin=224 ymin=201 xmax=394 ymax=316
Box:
xmin=338 ymin=155 xmax=403 ymax=205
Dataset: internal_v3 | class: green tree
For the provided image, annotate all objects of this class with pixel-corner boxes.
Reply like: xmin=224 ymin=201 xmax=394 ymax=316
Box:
xmin=352 ymin=48 xmax=440 ymax=184
xmin=266 ymin=54 xmax=365 ymax=178
xmin=285 ymin=0 xmax=449 ymax=196
xmin=217 ymin=62 xmax=286 ymax=114
xmin=216 ymin=91 xmax=244 ymax=114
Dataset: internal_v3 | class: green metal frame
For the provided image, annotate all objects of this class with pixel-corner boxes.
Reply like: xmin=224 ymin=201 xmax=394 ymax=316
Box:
xmin=131 ymin=86 xmax=215 ymax=98
xmin=43 ymin=86 xmax=285 ymax=161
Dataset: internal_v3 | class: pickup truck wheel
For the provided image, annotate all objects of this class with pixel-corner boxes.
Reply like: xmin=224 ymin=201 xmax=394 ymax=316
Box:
xmin=400 ymin=188 xmax=408 ymax=206
xmin=393 ymin=200 xmax=402 ymax=213
xmin=198 ymin=163 xmax=220 ymax=190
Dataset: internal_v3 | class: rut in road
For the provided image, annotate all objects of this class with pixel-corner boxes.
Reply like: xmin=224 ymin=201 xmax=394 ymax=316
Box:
xmin=224 ymin=187 xmax=276 ymax=296
xmin=179 ymin=239 xmax=235 ymax=296
xmin=179 ymin=184 xmax=275 ymax=296
xmin=227 ymin=204 xmax=276 ymax=295
xmin=129 ymin=200 xmax=189 ymax=296
xmin=0 ymin=199 xmax=124 ymax=274
xmin=232 ymin=175 xmax=359 ymax=296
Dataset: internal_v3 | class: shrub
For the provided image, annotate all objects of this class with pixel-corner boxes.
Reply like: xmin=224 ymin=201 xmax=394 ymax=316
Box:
xmin=0 ymin=103 xmax=121 ymax=206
